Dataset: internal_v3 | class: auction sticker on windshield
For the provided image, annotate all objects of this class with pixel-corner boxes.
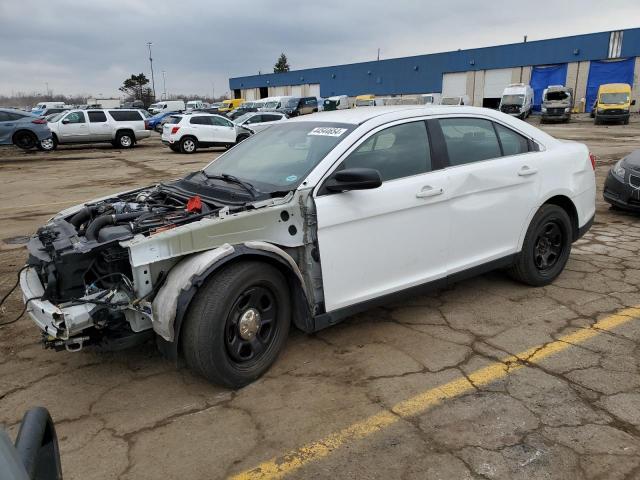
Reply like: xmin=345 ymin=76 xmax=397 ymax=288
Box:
xmin=308 ymin=127 xmax=348 ymax=137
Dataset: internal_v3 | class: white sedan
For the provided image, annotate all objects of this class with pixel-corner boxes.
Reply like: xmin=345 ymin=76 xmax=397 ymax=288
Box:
xmin=21 ymin=106 xmax=595 ymax=387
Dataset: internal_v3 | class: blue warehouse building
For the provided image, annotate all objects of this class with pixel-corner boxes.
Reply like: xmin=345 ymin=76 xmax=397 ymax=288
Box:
xmin=229 ymin=28 xmax=640 ymax=112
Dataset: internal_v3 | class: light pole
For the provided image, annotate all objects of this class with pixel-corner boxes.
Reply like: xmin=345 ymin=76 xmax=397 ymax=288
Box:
xmin=212 ymin=81 xmax=215 ymax=101
xmin=162 ymin=70 xmax=167 ymax=100
xmin=147 ymin=42 xmax=156 ymax=101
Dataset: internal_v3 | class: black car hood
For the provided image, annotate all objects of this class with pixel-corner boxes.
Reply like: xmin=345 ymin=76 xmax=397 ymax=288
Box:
xmin=622 ymin=150 xmax=640 ymax=169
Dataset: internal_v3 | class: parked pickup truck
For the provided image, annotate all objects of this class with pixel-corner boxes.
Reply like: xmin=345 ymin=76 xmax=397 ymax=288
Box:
xmin=541 ymin=85 xmax=573 ymax=123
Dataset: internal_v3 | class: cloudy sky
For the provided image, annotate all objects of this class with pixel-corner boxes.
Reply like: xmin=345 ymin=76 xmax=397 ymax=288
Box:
xmin=1 ymin=0 xmax=639 ymax=99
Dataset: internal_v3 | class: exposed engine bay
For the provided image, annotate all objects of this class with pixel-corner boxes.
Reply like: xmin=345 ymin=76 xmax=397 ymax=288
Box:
xmin=22 ymin=174 xmax=316 ymax=353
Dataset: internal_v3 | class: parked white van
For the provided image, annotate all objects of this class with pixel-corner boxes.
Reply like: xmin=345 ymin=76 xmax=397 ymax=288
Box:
xmin=259 ymin=96 xmax=290 ymax=110
xmin=186 ymin=100 xmax=209 ymax=112
xmin=150 ymin=100 xmax=185 ymax=114
xmin=441 ymin=95 xmax=470 ymax=106
xmin=419 ymin=93 xmax=442 ymax=105
xmin=323 ymin=95 xmax=350 ymax=111
xmin=499 ymin=84 xmax=534 ymax=119
xmin=31 ymin=102 xmax=68 ymax=116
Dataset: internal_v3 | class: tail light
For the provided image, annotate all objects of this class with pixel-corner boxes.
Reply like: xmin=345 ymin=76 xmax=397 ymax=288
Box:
xmin=171 ymin=126 xmax=180 ymax=134
xmin=589 ymin=153 xmax=596 ymax=170
xmin=31 ymin=118 xmax=47 ymax=124
xmin=144 ymin=120 xmax=149 ymax=129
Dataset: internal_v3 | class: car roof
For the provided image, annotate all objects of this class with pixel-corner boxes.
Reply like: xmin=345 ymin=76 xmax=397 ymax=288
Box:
xmin=287 ymin=105 xmax=509 ymax=125
xmin=0 ymin=107 xmax=36 ymax=116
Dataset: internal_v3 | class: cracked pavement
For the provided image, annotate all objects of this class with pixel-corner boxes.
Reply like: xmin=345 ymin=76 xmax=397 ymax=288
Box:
xmin=1 ymin=117 xmax=640 ymax=479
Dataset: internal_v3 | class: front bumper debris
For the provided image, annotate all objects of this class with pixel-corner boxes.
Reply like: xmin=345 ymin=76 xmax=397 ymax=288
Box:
xmin=20 ymin=267 xmax=100 ymax=341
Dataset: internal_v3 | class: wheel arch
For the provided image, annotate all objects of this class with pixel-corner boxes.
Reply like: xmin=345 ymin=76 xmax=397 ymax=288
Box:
xmin=518 ymin=193 xmax=580 ymax=250
xmin=115 ymin=128 xmax=136 ymax=143
xmin=153 ymin=242 xmax=312 ymax=362
xmin=12 ymin=128 xmax=37 ymax=144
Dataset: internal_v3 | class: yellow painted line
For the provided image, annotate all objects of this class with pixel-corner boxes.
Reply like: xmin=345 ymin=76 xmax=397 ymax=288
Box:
xmin=230 ymin=306 xmax=640 ymax=480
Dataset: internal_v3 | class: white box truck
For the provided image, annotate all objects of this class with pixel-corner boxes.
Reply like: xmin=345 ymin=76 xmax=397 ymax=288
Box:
xmin=149 ymin=100 xmax=186 ymax=114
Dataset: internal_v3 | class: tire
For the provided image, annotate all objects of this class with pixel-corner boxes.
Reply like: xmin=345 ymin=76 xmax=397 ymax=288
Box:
xmin=594 ymin=117 xmax=601 ymax=125
xmin=37 ymin=136 xmax=57 ymax=151
xmin=623 ymin=118 xmax=629 ymax=125
xmin=13 ymin=130 xmax=37 ymax=150
xmin=181 ymin=261 xmax=291 ymax=388
xmin=180 ymin=136 xmax=197 ymax=154
xmin=115 ymin=131 xmax=134 ymax=148
xmin=509 ymin=205 xmax=572 ymax=286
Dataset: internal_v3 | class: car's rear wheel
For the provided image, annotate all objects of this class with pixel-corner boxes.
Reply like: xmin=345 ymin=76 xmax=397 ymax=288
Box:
xmin=180 ymin=137 xmax=197 ymax=154
xmin=13 ymin=131 xmax=38 ymax=150
xmin=37 ymin=136 xmax=57 ymax=151
xmin=181 ymin=261 xmax=290 ymax=388
xmin=509 ymin=204 xmax=572 ymax=286
xmin=115 ymin=131 xmax=134 ymax=148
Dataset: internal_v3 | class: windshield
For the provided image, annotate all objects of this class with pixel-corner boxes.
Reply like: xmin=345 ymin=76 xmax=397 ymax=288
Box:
xmin=203 ymin=122 xmax=355 ymax=193
xmin=282 ymin=98 xmax=300 ymax=108
xmin=48 ymin=112 xmax=65 ymax=122
xmin=502 ymin=94 xmax=524 ymax=105
xmin=234 ymin=113 xmax=254 ymax=124
xmin=187 ymin=102 xmax=198 ymax=107
xmin=545 ymin=91 xmax=570 ymax=102
xmin=441 ymin=97 xmax=460 ymax=105
xmin=263 ymin=101 xmax=279 ymax=109
xmin=355 ymin=99 xmax=373 ymax=106
xmin=600 ymin=92 xmax=629 ymax=105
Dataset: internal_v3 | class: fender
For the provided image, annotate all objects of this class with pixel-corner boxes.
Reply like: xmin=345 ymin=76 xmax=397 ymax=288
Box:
xmin=152 ymin=242 xmax=312 ymax=361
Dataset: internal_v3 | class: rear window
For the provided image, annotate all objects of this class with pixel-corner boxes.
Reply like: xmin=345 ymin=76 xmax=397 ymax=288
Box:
xmin=165 ymin=116 xmax=182 ymax=124
xmin=108 ymin=110 xmax=143 ymax=121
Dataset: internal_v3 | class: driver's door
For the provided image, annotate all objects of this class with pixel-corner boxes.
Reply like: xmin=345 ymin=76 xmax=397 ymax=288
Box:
xmin=210 ymin=115 xmax=237 ymax=143
xmin=314 ymin=120 xmax=450 ymax=312
xmin=58 ymin=111 xmax=88 ymax=142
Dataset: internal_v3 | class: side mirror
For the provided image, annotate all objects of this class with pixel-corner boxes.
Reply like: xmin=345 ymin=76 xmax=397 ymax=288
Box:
xmin=61 ymin=119 xmax=70 ymax=124
xmin=325 ymin=168 xmax=382 ymax=192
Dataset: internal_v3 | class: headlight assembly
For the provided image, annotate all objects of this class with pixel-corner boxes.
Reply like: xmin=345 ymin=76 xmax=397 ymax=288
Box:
xmin=612 ymin=159 xmax=626 ymax=179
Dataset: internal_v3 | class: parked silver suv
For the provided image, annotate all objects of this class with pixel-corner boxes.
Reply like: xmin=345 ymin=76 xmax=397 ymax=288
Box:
xmin=40 ymin=109 xmax=151 ymax=150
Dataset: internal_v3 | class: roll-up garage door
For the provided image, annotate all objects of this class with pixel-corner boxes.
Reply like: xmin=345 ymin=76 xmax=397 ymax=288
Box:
xmin=305 ymin=84 xmax=321 ymax=97
xmin=442 ymin=72 xmax=467 ymax=96
xmin=291 ymin=85 xmax=303 ymax=97
xmin=530 ymin=64 xmax=568 ymax=111
xmin=585 ymin=58 xmax=635 ymax=112
xmin=483 ymin=68 xmax=512 ymax=108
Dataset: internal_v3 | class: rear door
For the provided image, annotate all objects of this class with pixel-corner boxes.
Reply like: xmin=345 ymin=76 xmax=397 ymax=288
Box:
xmin=0 ymin=111 xmax=20 ymax=144
xmin=57 ymin=111 xmax=88 ymax=142
xmin=314 ymin=119 xmax=450 ymax=311
xmin=436 ymin=116 xmax=542 ymax=273
xmin=87 ymin=111 xmax=110 ymax=140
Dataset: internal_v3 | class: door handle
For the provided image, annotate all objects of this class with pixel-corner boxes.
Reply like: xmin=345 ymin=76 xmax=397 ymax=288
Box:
xmin=416 ymin=186 xmax=444 ymax=198
xmin=518 ymin=166 xmax=538 ymax=176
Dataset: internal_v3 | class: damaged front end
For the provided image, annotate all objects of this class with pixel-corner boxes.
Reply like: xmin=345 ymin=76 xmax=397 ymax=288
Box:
xmin=22 ymin=172 xmax=315 ymax=352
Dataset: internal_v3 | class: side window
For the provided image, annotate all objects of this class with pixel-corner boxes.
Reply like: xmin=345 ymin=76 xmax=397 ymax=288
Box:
xmin=245 ymin=115 xmax=262 ymax=124
xmin=0 ymin=112 xmax=8 ymax=122
xmin=439 ymin=118 xmax=501 ymax=166
xmin=3 ymin=112 xmax=25 ymax=121
xmin=190 ymin=116 xmax=211 ymax=125
xmin=494 ymin=123 xmax=530 ymax=156
xmin=108 ymin=110 xmax=143 ymax=121
xmin=211 ymin=116 xmax=234 ymax=127
xmin=261 ymin=114 xmax=281 ymax=122
xmin=88 ymin=111 xmax=107 ymax=123
xmin=342 ymin=121 xmax=431 ymax=182
xmin=64 ymin=112 xmax=86 ymax=124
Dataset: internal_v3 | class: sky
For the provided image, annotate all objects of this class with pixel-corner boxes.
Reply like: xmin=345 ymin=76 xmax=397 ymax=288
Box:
xmin=1 ymin=0 xmax=639 ymax=99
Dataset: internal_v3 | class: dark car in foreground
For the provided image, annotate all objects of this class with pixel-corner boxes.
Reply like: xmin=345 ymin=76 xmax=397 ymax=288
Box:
xmin=604 ymin=150 xmax=640 ymax=211
xmin=0 ymin=108 xmax=52 ymax=150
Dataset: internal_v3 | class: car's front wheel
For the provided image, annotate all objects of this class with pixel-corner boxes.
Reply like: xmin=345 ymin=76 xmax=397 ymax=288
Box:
xmin=37 ymin=136 xmax=57 ymax=151
xmin=509 ymin=204 xmax=572 ymax=286
xmin=180 ymin=137 xmax=197 ymax=154
xmin=181 ymin=261 xmax=291 ymax=388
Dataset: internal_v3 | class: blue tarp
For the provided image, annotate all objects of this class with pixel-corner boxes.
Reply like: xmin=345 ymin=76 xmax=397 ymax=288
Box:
xmin=586 ymin=58 xmax=635 ymax=112
xmin=530 ymin=64 xmax=568 ymax=111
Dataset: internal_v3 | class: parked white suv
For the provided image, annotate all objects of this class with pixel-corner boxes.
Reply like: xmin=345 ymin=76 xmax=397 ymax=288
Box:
xmin=41 ymin=109 xmax=151 ymax=150
xmin=20 ymin=106 xmax=595 ymax=388
xmin=161 ymin=113 xmax=252 ymax=153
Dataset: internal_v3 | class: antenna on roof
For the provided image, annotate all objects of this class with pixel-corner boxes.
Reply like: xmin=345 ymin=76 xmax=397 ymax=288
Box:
xmin=524 ymin=35 xmax=528 ymax=43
